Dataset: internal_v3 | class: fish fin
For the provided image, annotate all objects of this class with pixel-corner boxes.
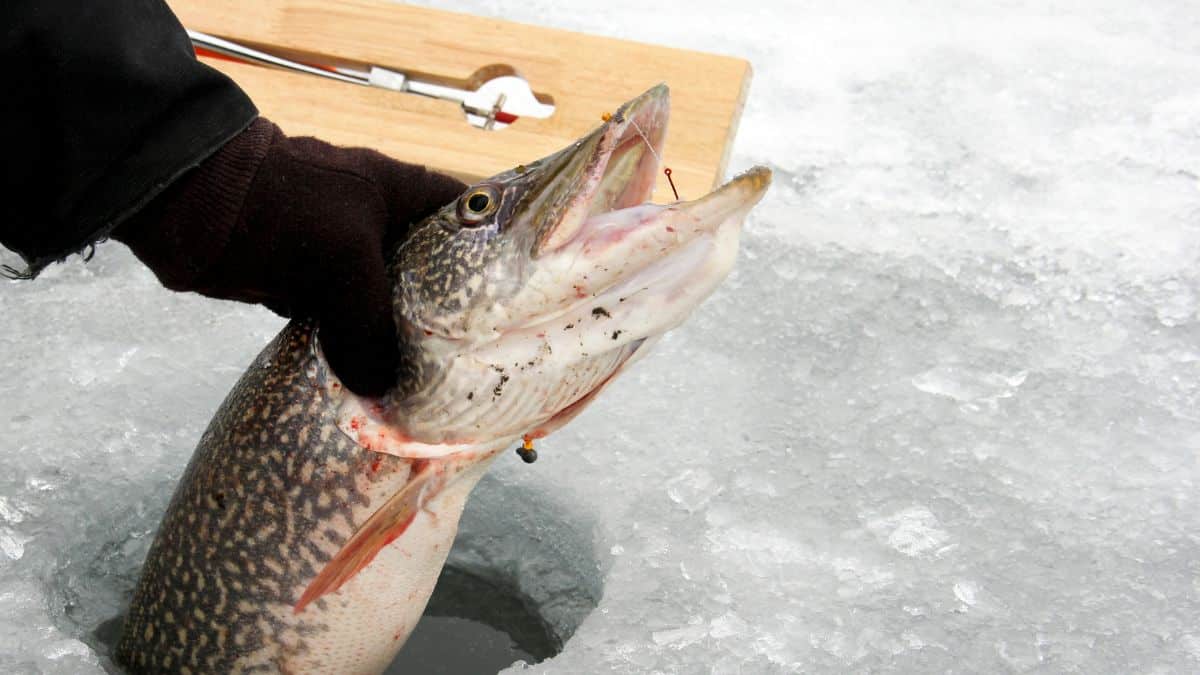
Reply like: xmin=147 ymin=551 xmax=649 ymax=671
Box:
xmin=294 ymin=462 xmax=443 ymax=613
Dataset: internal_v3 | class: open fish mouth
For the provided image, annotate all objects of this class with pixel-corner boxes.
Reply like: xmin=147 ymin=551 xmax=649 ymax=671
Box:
xmin=331 ymin=84 xmax=771 ymax=456
xmin=533 ymin=84 xmax=672 ymax=255
xmin=491 ymin=84 xmax=771 ymax=363
xmin=491 ymin=166 xmax=772 ymax=439
xmin=487 ymin=85 xmax=771 ymax=404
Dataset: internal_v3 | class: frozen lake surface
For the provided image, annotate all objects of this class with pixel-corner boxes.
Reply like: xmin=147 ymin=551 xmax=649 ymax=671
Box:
xmin=4 ymin=0 xmax=1200 ymax=672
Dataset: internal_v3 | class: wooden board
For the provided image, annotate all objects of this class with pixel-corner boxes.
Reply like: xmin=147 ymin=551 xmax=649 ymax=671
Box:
xmin=167 ymin=0 xmax=752 ymax=197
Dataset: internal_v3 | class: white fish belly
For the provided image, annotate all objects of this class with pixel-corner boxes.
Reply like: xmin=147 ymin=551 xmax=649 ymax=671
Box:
xmin=261 ymin=454 xmax=498 ymax=674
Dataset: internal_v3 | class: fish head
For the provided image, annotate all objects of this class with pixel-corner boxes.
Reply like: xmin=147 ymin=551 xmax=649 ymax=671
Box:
xmin=333 ymin=84 xmax=771 ymax=455
xmin=392 ymin=84 xmax=676 ymax=345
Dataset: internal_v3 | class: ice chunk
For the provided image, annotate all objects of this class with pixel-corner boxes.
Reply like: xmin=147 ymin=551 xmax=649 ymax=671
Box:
xmin=651 ymin=622 xmax=707 ymax=648
xmin=865 ymin=507 xmax=952 ymax=558
xmin=665 ymin=468 xmax=719 ymax=512
xmin=953 ymin=580 xmax=978 ymax=607
xmin=0 ymin=528 xmax=31 ymax=562
xmin=911 ymin=366 xmax=1027 ymax=405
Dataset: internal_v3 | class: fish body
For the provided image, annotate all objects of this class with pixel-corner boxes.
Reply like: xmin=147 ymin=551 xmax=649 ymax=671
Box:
xmin=116 ymin=323 xmax=499 ymax=673
xmin=116 ymin=85 xmax=770 ymax=673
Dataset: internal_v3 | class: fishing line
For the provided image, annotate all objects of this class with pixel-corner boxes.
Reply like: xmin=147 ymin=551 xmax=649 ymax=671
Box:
xmin=515 ymin=109 xmax=684 ymax=468
xmin=603 ymin=112 xmax=681 ymax=201
xmin=630 ymin=117 xmax=682 ymax=202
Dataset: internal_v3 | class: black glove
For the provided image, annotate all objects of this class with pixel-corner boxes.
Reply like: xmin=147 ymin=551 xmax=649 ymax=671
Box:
xmin=114 ymin=117 xmax=465 ymax=397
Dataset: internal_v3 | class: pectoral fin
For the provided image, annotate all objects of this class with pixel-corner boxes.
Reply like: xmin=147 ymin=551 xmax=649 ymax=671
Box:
xmin=294 ymin=460 xmax=441 ymax=613
xmin=294 ymin=449 xmax=499 ymax=613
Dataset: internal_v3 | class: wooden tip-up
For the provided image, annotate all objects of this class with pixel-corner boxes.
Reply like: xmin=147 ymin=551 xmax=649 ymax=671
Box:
xmin=168 ymin=0 xmax=753 ymax=195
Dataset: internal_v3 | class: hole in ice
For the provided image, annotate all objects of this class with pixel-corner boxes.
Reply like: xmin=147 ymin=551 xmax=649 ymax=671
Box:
xmin=388 ymin=473 xmax=604 ymax=671
xmin=385 ymin=566 xmax=556 ymax=672
xmin=82 ymin=474 xmax=602 ymax=672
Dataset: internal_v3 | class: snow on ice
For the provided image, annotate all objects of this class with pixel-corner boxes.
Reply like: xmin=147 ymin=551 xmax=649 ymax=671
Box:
xmin=3 ymin=0 xmax=1200 ymax=672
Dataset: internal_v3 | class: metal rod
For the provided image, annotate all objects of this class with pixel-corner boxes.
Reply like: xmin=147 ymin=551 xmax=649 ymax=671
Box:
xmin=187 ymin=29 xmax=368 ymax=87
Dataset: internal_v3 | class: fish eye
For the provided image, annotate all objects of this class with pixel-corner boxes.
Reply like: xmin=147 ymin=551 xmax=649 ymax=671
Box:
xmin=459 ymin=186 xmax=499 ymax=225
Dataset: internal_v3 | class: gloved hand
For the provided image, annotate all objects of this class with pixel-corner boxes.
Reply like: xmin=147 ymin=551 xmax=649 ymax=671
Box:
xmin=114 ymin=117 xmax=465 ymax=397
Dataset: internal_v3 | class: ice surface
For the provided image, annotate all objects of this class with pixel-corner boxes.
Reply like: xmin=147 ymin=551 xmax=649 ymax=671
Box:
xmin=4 ymin=0 xmax=1200 ymax=672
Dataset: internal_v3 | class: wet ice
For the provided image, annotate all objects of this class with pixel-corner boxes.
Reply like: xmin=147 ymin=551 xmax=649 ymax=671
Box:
xmin=5 ymin=0 xmax=1200 ymax=672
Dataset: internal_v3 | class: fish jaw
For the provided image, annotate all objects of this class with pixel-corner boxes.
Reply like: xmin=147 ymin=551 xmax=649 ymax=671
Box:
xmin=385 ymin=84 xmax=670 ymax=348
xmin=334 ymin=167 xmax=771 ymax=450
xmin=533 ymin=83 xmax=670 ymax=256
xmin=460 ymin=167 xmax=772 ymax=439
xmin=329 ymin=82 xmax=769 ymax=453
xmin=510 ymin=166 xmax=773 ymax=356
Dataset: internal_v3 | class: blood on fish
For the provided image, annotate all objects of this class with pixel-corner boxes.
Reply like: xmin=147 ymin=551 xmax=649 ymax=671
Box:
xmin=356 ymin=430 xmax=376 ymax=451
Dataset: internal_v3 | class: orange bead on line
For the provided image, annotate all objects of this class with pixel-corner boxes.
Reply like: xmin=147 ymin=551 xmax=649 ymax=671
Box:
xmin=516 ymin=434 xmax=538 ymax=463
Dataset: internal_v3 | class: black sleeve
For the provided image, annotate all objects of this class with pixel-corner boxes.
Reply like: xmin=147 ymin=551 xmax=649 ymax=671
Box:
xmin=0 ymin=0 xmax=258 ymax=277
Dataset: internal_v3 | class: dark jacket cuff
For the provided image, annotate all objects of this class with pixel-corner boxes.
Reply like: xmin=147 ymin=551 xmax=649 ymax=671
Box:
xmin=113 ymin=117 xmax=277 ymax=290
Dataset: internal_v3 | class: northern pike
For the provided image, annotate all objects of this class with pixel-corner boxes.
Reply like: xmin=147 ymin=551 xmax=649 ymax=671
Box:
xmin=115 ymin=84 xmax=770 ymax=673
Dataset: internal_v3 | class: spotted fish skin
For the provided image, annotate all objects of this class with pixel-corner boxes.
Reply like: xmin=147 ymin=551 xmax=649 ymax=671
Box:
xmin=115 ymin=321 xmax=485 ymax=674
xmin=114 ymin=85 xmax=770 ymax=673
